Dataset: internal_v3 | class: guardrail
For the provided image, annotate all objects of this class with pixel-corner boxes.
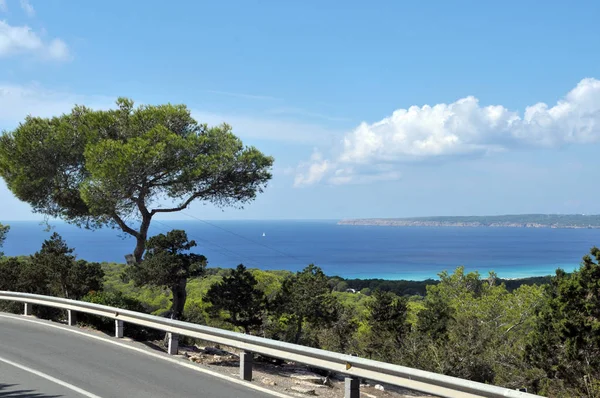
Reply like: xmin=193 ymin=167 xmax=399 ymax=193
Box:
xmin=0 ymin=291 xmax=542 ymax=398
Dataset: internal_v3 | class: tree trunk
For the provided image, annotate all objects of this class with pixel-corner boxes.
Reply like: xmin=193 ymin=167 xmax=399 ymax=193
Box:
xmin=170 ymin=278 xmax=187 ymax=321
xmin=133 ymin=235 xmax=146 ymax=263
xmin=133 ymin=216 xmax=151 ymax=263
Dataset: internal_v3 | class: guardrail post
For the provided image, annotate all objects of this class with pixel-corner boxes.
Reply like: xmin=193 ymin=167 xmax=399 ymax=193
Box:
xmin=345 ymin=376 xmax=359 ymax=398
xmin=167 ymin=333 xmax=179 ymax=355
xmin=239 ymin=350 xmax=253 ymax=381
xmin=115 ymin=319 xmax=124 ymax=338
xmin=67 ymin=310 xmax=77 ymax=326
xmin=23 ymin=303 xmax=32 ymax=316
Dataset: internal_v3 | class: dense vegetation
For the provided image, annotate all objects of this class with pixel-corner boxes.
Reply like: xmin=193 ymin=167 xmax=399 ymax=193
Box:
xmin=1 ymin=225 xmax=599 ymax=396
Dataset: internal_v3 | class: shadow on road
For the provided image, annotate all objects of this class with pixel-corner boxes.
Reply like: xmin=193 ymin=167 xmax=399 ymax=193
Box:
xmin=0 ymin=383 xmax=62 ymax=397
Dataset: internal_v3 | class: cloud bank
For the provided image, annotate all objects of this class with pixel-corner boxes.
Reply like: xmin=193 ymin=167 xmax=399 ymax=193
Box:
xmin=0 ymin=20 xmax=70 ymax=61
xmin=295 ymin=78 xmax=600 ymax=186
xmin=19 ymin=0 xmax=34 ymax=17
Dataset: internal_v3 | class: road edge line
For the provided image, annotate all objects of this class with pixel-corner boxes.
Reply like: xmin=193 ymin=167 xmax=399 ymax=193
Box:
xmin=0 ymin=313 xmax=292 ymax=398
xmin=0 ymin=354 xmax=104 ymax=398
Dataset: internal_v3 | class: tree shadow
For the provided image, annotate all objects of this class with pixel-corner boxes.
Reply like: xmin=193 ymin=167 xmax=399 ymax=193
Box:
xmin=0 ymin=383 xmax=62 ymax=397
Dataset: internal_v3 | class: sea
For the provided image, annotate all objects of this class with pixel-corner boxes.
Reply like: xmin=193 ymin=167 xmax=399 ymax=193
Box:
xmin=2 ymin=219 xmax=600 ymax=281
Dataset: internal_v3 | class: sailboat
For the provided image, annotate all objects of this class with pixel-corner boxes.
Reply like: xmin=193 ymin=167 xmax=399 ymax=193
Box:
xmin=262 ymin=232 xmax=266 ymax=237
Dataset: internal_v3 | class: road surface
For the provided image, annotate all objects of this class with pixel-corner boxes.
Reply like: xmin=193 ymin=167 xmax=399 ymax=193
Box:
xmin=0 ymin=313 xmax=280 ymax=397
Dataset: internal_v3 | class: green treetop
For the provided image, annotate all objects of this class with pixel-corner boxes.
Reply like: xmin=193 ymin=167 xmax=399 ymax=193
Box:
xmin=204 ymin=264 xmax=266 ymax=334
xmin=124 ymin=229 xmax=206 ymax=320
xmin=0 ymin=99 xmax=274 ymax=261
xmin=0 ymin=222 xmax=8 ymax=256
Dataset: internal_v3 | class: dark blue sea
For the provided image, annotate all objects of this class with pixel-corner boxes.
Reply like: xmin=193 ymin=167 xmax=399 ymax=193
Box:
xmin=2 ymin=220 xmax=600 ymax=280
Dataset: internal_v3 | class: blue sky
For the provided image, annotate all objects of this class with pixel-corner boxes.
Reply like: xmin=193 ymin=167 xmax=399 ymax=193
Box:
xmin=1 ymin=0 xmax=600 ymax=221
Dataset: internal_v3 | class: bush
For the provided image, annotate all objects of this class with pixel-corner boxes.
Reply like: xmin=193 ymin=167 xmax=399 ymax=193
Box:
xmin=80 ymin=291 xmax=162 ymax=340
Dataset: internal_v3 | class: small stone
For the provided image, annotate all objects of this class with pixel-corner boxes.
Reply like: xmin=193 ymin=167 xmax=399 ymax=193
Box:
xmin=204 ymin=346 xmax=229 ymax=356
xmin=290 ymin=374 xmax=325 ymax=384
xmin=261 ymin=377 xmax=277 ymax=386
xmin=374 ymin=384 xmax=385 ymax=391
xmin=363 ymin=394 xmax=377 ymax=398
xmin=295 ymin=381 xmax=327 ymax=388
xmin=290 ymin=386 xmax=317 ymax=395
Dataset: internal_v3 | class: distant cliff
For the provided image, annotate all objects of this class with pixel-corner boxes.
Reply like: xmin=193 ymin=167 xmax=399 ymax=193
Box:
xmin=338 ymin=214 xmax=600 ymax=229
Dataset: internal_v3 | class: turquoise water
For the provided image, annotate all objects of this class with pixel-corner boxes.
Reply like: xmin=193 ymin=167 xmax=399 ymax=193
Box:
xmin=2 ymin=220 xmax=597 ymax=280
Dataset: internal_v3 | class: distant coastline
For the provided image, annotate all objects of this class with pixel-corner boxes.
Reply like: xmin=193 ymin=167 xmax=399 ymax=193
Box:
xmin=338 ymin=214 xmax=600 ymax=229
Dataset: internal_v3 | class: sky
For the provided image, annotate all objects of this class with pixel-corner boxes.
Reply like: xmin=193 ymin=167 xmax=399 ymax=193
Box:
xmin=1 ymin=0 xmax=600 ymax=221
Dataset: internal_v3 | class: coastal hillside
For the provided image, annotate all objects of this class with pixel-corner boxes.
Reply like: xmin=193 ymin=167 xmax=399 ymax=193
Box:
xmin=338 ymin=214 xmax=600 ymax=228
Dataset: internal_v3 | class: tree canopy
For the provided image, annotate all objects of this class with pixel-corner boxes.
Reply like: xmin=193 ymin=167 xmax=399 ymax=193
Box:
xmin=527 ymin=247 xmax=600 ymax=395
xmin=31 ymin=232 xmax=104 ymax=299
xmin=204 ymin=264 xmax=265 ymax=333
xmin=124 ymin=229 xmax=206 ymax=320
xmin=0 ymin=99 xmax=274 ymax=261
xmin=0 ymin=222 xmax=8 ymax=256
xmin=275 ymin=264 xmax=338 ymax=344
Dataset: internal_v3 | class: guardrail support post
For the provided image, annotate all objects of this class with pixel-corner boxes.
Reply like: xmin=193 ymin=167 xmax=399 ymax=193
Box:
xmin=23 ymin=303 xmax=32 ymax=316
xmin=239 ymin=350 xmax=253 ymax=381
xmin=115 ymin=319 xmax=124 ymax=338
xmin=67 ymin=310 xmax=77 ymax=326
xmin=167 ymin=333 xmax=179 ymax=355
xmin=345 ymin=376 xmax=359 ymax=398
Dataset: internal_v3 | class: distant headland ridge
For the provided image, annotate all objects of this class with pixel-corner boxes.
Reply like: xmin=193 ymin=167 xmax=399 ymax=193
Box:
xmin=338 ymin=214 xmax=600 ymax=229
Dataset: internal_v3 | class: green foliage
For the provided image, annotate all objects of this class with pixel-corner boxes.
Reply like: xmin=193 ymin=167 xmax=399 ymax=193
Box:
xmin=274 ymin=264 xmax=338 ymax=345
xmin=126 ymin=230 xmax=206 ymax=289
xmin=404 ymin=267 xmax=546 ymax=389
xmin=81 ymin=290 xmax=160 ymax=340
xmin=204 ymin=264 xmax=265 ymax=333
xmin=0 ymin=99 xmax=274 ymax=261
xmin=342 ymin=278 xmax=436 ymax=296
xmin=317 ymin=302 xmax=360 ymax=354
xmin=124 ymin=230 xmax=206 ymax=320
xmin=31 ymin=233 xmax=104 ymax=300
xmin=0 ymin=222 xmax=8 ymax=256
xmin=527 ymin=248 xmax=600 ymax=396
xmin=364 ymin=290 xmax=408 ymax=362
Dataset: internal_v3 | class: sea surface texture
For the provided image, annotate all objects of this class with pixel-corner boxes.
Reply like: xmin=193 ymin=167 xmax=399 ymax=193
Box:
xmin=3 ymin=220 xmax=600 ymax=280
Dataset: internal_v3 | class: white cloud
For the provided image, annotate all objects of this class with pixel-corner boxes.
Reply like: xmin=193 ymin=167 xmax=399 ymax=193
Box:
xmin=296 ymin=78 xmax=600 ymax=186
xmin=0 ymin=83 xmax=112 ymax=127
xmin=0 ymin=83 xmax=338 ymax=147
xmin=0 ymin=20 xmax=70 ymax=61
xmin=192 ymin=111 xmax=341 ymax=144
xmin=294 ymin=151 xmax=331 ymax=187
xmin=19 ymin=0 xmax=34 ymax=17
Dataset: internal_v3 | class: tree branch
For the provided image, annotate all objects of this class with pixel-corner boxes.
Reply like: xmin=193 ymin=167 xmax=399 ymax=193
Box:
xmin=112 ymin=212 xmax=140 ymax=238
xmin=150 ymin=191 xmax=205 ymax=215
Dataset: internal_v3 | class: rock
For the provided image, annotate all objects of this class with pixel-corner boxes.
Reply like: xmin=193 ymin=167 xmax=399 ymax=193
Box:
xmin=290 ymin=374 xmax=325 ymax=384
xmin=375 ymin=384 xmax=385 ymax=391
xmin=295 ymin=381 xmax=328 ymax=388
xmin=363 ymin=394 xmax=377 ymax=398
xmin=290 ymin=386 xmax=317 ymax=395
xmin=323 ymin=376 xmax=334 ymax=387
xmin=204 ymin=346 xmax=229 ymax=356
xmin=261 ymin=377 xmax=277 ymax=386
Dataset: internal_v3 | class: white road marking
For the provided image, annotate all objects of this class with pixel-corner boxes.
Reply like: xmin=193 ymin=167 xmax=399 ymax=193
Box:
xmin=0 ymin=355 xmax=103 ymax=398
xmin=0 ymin=313 xmax=292 ymax=398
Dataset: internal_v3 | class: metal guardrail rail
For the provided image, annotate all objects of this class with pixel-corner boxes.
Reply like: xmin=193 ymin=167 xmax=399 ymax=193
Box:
xmin=0 ymin=291 xmax=542 ymax=398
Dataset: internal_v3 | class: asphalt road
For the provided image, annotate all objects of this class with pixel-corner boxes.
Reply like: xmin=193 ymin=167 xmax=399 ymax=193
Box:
xmin=0 ymin=314 xmax=277 ymax=398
